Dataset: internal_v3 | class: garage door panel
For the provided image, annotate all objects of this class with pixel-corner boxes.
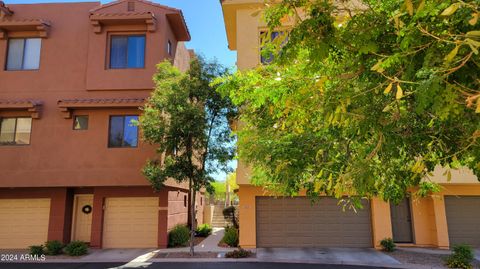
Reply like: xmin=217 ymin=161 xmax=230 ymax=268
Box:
xmin=445 ymin=196 xmax=480 ymax=247
xmin=256 ymin=197 xmax=372 ymax=248
xmin=0 ymin=199 xmax=50 ymax=249
xmin=103 ymin=197 xmax=158 ymax=248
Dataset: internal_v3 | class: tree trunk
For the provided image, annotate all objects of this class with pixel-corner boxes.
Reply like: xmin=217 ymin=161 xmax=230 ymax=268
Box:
xmin=189 ymin=183 xmax=197 ymax=257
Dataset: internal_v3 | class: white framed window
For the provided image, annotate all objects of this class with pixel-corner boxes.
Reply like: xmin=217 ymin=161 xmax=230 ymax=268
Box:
xmin=6 ymin=38 xmax=41 ymax=70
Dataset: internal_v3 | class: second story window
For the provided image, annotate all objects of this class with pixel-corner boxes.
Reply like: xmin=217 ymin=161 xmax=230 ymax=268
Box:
xmin=167 ymin=40 xmax=172 ymax=56
xmin=109 ymin=35 xmax=145 ymax=69
xmin=0 ymin=117 xmax=32 ymax=145
xmin=73 ymin=115 xmax=89 ymax=130
xmin=6 ymin=38 xmax=41 ymax=71
xmin=108 ymin=115 xmax=138 ymax=148
xmin=260 ymin=31 xmax=286 ymax=65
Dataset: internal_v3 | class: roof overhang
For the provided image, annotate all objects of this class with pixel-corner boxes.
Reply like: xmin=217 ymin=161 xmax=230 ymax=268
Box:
xmin=166 ymin=12 xmax=190 ymax=41
xmin=58 ymin=98 xmax=145 ymax=118
xmin=220 ymin=0 xmax=264 ymax=51
xmin=90 ymin=12 xmax=156 ymax=33
xmin=0 ymin=100 xmax=43 ymax=119
xmin=0 ymin=19 xmax=50 ymax=39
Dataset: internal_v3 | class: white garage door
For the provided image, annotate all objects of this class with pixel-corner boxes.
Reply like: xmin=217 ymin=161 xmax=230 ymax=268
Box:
xmin=256 ymin=197 xmax=372 ymax=247
xmin=103 ymin=197 xmax=159 ymax=248
xmin=0 ymin=199 xmax=51 ymax=249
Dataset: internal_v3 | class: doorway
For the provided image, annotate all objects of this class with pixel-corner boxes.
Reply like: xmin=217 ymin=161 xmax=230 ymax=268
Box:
xmin=71 ymin=194 xmax=93 ymax=242
xmin=390 ymin=197 xmax=414 ymax=243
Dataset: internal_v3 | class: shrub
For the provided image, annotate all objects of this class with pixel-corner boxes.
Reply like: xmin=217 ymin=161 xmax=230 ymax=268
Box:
xmin=45 ymin=240 xmax=64 ymax=255
xmin=380 ymin=238 xmax=396 ymax=252
xmin=445 ymin=244 xmax=474 ymax=269
xmin=196 ymin=223 xmax=212 ymax=237
xmin=225 ymin=248 xmax=253 ymax=258
xmin=29 ymin=245 xmax=44 ymax=256
xmin=222 ymin=206 xmax=239 ymax=228
xmin=64 ymin=241 xmax=88 ymax=256
xmin=222 ymin=226 xmax=239 ymax=247
xmin=169 ymin=225 xmax=190 ymax=247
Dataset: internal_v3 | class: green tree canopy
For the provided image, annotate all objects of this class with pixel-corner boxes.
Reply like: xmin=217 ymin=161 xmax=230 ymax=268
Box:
xmin=140 ymin=57 xmax=236 ymax=254
xmin=216 ymin=0 xmax=480 ymax=206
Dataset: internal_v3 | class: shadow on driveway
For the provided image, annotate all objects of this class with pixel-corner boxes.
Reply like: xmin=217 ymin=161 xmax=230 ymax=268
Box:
xmin=256 ymin=248 xmax=401 ymax=266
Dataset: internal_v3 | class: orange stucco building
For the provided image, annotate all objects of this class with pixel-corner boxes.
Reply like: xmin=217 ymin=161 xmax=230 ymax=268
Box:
xmin=221 ymin=0 xmax=480 ymax=249
xmin=0 ymin=0 xmax=204 ymax=249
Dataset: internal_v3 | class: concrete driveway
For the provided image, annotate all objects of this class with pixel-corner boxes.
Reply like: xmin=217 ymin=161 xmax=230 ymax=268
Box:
xmin=256 ymin=248 xmax=401 ymax=266
xmin=475 ymin=248 xmax=480 ymax=262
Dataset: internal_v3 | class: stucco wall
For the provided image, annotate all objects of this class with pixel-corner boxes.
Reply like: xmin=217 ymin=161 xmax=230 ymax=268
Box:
xmin=0 ymin=2 xmax=191 ymax=188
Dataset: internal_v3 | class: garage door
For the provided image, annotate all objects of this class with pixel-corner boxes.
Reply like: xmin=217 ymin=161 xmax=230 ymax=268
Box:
xmin=103 ymin=197 xmax=158 ymax=248
xmin=445 ymin=196 xmax=480 ymax=247
xmin=0 ymin=199 xmax=50 ymax=249
xmin=256 ymin=197 xmax=372 ymax=247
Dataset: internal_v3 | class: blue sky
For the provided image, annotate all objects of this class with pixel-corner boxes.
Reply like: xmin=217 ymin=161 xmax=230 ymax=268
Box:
xmin=5 ymin=0 xmax=237 ymax=181
xmin=5 ymin=0 xmax=237 ymax=69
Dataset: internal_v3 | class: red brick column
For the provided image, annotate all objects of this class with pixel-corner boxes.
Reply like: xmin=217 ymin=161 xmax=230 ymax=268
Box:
xmin=158 ymin=188 xmax=168 ymax=248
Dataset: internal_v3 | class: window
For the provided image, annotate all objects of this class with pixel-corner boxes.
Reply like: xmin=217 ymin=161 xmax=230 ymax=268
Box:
xmin=184 ymin=195 xmax=187 ymax=207
xmin=6 ymin=38 xmax=41 ymax=70
xmin=108 ymin=115 xmax=138 ymax=148
xmin=73 ymin=115 xmax=88 ymax=130
xmin=109 ymin=35 xmax=145 ymax=69
xmin=167 ymin=40 xmax=172 ymax=56
xmin=260 ymin=31 xmax=286 ymax=64
xmin=0 ymin=117 xmax=32 ymax=145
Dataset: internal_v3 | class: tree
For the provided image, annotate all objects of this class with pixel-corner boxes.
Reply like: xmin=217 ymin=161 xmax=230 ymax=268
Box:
xmin=216 ymin=0 xmax=480 ymax=207
xmin=210 ymin=173 xmax=239 ymax=204
xmin=139 ymin=57 xmax=236 ymax=256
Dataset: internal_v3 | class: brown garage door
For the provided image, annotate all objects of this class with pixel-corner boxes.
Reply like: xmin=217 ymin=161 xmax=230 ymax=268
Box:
xmin=256 ymin=197 xmax=372 ymax=247
xmin=445 ymin=196 xmax=480 ymax=247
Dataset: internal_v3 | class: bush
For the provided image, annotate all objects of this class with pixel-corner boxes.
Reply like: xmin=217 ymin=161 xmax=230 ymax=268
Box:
xmin=225 ymin=248 xmax=253 ymax=258
xmin=445 ymin=244 xmax=474 ymax=269
xmin=380 ymin=238 xmax=396 ymax=252
xmin=29 ymin=245 xmax=44 ymax=256
xmin=64 ymin=241 xmax=88 ymax=256
xmin=222 ymin=226 xmax=239 ymax=247
xmin=222 ymin=206 xmax=239 ymax=228
xmin=196 ymin=223 xmax=212 ymax=237
xmin=169 ymin=225 xmax=190 ymax=247
xmin=45 ymin=240 xmax=64 ymax=255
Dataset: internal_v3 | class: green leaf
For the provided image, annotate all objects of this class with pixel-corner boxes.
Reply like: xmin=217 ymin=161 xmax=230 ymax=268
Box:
xmin=466 ymin=31 xmax=480 ymax=37
xmin=396 ymin=84 xmax=403 ymax=100
xmin=444 ymin=45 xmax=459 ymax=62
xmin=384 ymin=83 xmax=393 ymax=94
xmin=441 ymin=3 xmax=461 ymax=16
xmin=405 ymin=0 xmax=414 ymax=16
xmin=476 ymin=98 xmax=480 ymax=113
xmin=469 ymin=13 xmax=479 ymax=25
xmin=371 ymin=60 xmax=384 ymax=73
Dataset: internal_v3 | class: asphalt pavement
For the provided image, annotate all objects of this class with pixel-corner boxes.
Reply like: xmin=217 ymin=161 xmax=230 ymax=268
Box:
xmin=0 ymin=262 xmax=393 ymax=269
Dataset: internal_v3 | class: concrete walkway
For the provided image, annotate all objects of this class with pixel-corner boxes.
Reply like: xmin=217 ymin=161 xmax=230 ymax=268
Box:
xmin=398 ymin=246 xmax=480 ymax=262
xmin=158 ymin=227 xmax=231 ymax=253
xmin=256 ymin=247 xmax=401 ymax=266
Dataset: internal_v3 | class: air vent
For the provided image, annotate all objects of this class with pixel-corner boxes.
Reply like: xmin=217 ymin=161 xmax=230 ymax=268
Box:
xmin=127 ymin=1 xmax=135 ymax=11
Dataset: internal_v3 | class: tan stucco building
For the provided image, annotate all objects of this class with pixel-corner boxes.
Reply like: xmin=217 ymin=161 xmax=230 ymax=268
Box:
xmin=0 ymin=0 xmax=203 ymax=249
xmin=221 ymin=0 xmax=480 ymax=249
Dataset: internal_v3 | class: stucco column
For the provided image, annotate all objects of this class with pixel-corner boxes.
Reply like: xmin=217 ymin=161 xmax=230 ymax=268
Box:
xmin=370 ymin=198 xmax=393 ymax=249
xmin=238 ymin=185 xmax=257 ymax=249
xmin=47 ymin=188 xmax=74 ymax=244
xmin=158 ymin=189 xmax=168 ymax=248
xmin=90 ymin=188 xmax=104 ymax=248
xmin=432 ymin=195 xmax=450 ymax=248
